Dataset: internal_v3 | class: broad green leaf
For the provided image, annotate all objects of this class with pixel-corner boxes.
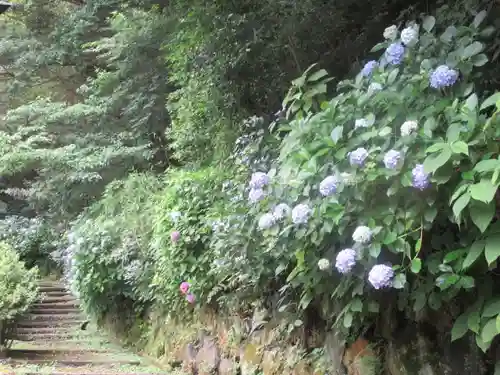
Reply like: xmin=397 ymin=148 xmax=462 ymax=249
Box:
xmin=469 ymin=201 xmax=494 ymax=233
xmin=307 ymin=69 xmax=329 ymax=82
xmin=476 ymin=334 xmax=492 ymax=353
xmin=462 ymin=41 xmax=483 ymax=59
xmin=440 ymin=26 xmax=457 ymax=43
xmin=485 ymin=234 xmax=500 ymax=264
xmin=425 ymin=142 xmax=445 ymax=153
xmin=474 ymin=159 xmax=499 ymax=173
xmin=480 ymin=92 xmax=500 ymax=111
xmin=482 ymin=298 xmax=500 ymax=318
xmin=410 ymin=258 xmax=422 ymax=273
xmin=451 ymin=312 xmax=469 ymax=341
xmin=392 ymin=273 xmax=407 ymax=289
xmin=388 ymin=68 xmax=399 ymax=85
xmin=469 ymin=180 xmax=498 ymax=203
xmin=330 ymin=126 xmax=343 ymax=144
xmin=473 ymin=10 xmax=487 ymax=28
xmin=422 ymin=16 xmax=436 ymax=32
xmin=468 ymin=309 xmax=481 ymax=333
xmin=423 ymin=146 xmax=452 ymax=174
xmin=453 ymin=192 xmax=470 ymax=219
xmin=462 ymin=241 xmax=485 ymax=269
xmin=350 ymin=298 xmax=363 ymax=312
xmin=481 ymin=317 xmax=499 ymax=343
xmin=472 ymin=53 xmax=488 ymax=67
xmin=450 ymin=184 xmax=469 ymax=204
xmin=343 ymin=311 xmax=353 ymax=328
xmin=465 ymin=94 xmax=478 ymax=111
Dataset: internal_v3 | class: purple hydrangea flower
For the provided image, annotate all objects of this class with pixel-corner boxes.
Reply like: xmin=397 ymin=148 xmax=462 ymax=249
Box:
xmin=335 ymin=248 xmax=357 ymax=274
xmin=171 ymin=231 xmax=181 ymax=243
xmin=383 ymin=150 xmax=402 ymax=169
xmin=258 ymin=213 xmax=276 ymax=230
xmin=273 ymin=203 xmax=291 ymax=220
xmin=180 ymin=281 xmax=190 ymax=294
xmin=411 ymin=164 xmax=430 ymax=190
xmin=385 ymin=43 xmax=405 ymax=65
xmin=186 ymin=293 xmax=196 ymax=304
xmin=249 ymin=172 xmax=270 ymax=189
xmin=248 ymin=188 xmax=265 ymax=203
xmin=319 ymin=176 xmax=338 ymax=197
xmin=368 ymin=264 xmax=394 ymax=289
xmin=348 ymin=148 xmax=369 ymax=167
xmin=292 ymin=204 xmax=312 ymax=224
xmin=429 ymin=65 xmax=458 ymax=89
xmin=361 ymin=60 xmax=378 ymax=77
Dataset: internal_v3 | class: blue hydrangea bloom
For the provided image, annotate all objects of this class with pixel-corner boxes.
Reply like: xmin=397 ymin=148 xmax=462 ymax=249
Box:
xmin=348 ymin=148 xmax=369 ymax=167
xmin=273 ymin=203 xmax=291 ymax=220
xmin=411 ymin=164 xmax=430 ymax=190
xmin=319 ymin=176 xmax=338 ymax=197
xmin=368 ymin=264 xmax=394 ymax=289
xmin=292 ymin=204 xmax=312 ymax=224
xmin=335 ymin=248 xmax=357 ymax=274
xmin=248 ymin=188 xmax=265 ymax=203
xmin=385 ymin=43 xmax=405 ymax=65
xmin=383 ymin=150 xmax=402 ymax=169
xmin=361 ymin=60 xmax=377 ymax=77
xmin=352 ymin=226 xmax=372 ymax=244
xmin=429 ymin=65 xmax=458 ymax=89
xmin=249 ymin=172 xmax=270 ymax=189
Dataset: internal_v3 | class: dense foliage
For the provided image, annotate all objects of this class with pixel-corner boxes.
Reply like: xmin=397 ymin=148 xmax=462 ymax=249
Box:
xmin=3 ymin=0 xmax=500 ymax=370
xmin=0 ymin=241 xmax=39 ymax=344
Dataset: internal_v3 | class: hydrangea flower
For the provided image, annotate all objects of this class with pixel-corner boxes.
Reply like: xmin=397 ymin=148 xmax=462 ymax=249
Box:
xmin=318 ymin=258 xmax=330 ymax=271
xmin=412 ymin=164 xmax=430 ymax=190
xmin=258 ymin=213 xmax=276 ymax=230
xmin=383 ymin=150 xmax=402 ymax=169
xmin=429 ymin=65 xmax=458 ymax=89
xmin=180 ymin=281 xmax=190 ymax=294
xmin=186 ymin=293 xmax=196 ymax=304
xmin=335 ymin=248 xmax=357 ymax=274
xmin=400 ymin=120 xmax=418 ymax=136
xmin=319 ymin=176 xmax=338 ymax=197
xmin=368 ymin=82 xmax=383 ymax=95
xmin=171 ymin=231 xmax=180 ymax=243
xmin=170 ymin=211 xmax=182 ymax=222
xmin=361 ymin=60 xmax=377 ymax=77
xmin=249 ymin=172 xmax=270 ymax=189
xmin=385 ymin=43 xmax=405 ymax=65
xmin=354 ymin=118 xmax=369 ymax=129
xmin=348 ymin=148 xmax=369 ymax=167
xmin=273 ymin=203 xmax=291 ymax=220
xmin=383 ymin=25 xmax=398 ymax=40
xmin=341 ymin=172 xmax=356 ymax=186
xmin=248 ymin=188 xmax=265 ymax=203
xmin=400 ymin=26 xmax=419 ymax=46
xmin=292 ymin=204 xmax=312 ymax=225
xmin=368 ymin=264 xmax=394 ymax=289
xmin=352 ymin=226 xmax=372 ymax=244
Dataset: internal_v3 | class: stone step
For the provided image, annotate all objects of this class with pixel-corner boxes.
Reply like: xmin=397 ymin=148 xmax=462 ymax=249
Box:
xmin=32 ymin=303 xmax=80 ymax=310
xmin=18 ymin=373 xmax=163 ymax=375
xmin=39 ymin=295 xmax=78 ymax=303
xmin=39 ymin=285 xmax=68 ymax=293
xmin=7 ymin=348 xmax=109 ymax=360
xmin=30 ymin=308 xmax=81 ymax=315
xmin=14 ymin=327 xmax=77 ymax=334
xmin=13 ymin=332 xmax=83 ymax=341
xmin=7 ymin=358 xmax=143 ymax=366
xmin=16 ymin=318 xmax=84 ymax=328
xmin=24 ymin=313 xmax=84 ymax=320
xmin=40 ymin=291 xmax=71 ymax=297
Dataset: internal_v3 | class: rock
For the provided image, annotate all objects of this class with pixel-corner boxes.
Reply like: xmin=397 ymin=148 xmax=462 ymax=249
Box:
xmin=343 ymin=338 xmax=378 ymax=375
xmin=219 ymin=357 xmax=238 ymax=375
xmin=179 ymin=342 xmax=197 ymax=374
xmin=240 ymin=342 xmax=263 ymax=375
xmin=292 ymin=359 xmax=315 ymax=375
xmin=261 ymin=349 xmax=282 ymax=374
xmin=324 ymin=331 xmax=347 ymax=375
xmin=196 ymin=336 xmax=220 ymax=375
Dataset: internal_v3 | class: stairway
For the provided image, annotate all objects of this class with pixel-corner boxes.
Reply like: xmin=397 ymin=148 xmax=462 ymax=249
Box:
xmin=1 ymin=280 xmax=166 ymax=374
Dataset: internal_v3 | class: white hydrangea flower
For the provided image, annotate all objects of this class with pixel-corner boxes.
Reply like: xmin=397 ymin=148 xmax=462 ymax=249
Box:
xmin=273 ymin=203 xmax=291 ymax=220
xmin=258 ymin=213 xmax=276 ymax=230
xmin=400 ymin=120 xmax=418 ymax=136
xmin=292 ymin=204 xmax=312 ymax=225
xmin=352 ymin=226 xmax=373 ymax=244
xmin=400 ymin=25 xmax=419 ymax=47
xmin=383 ymin=25 xmax=398 ymax=40
xmin=354 ymin=118 xmax=369 ymax=129
xmin=368 ymin=82 xmax=383 ymax=95
xmin=341 ymin=172 xmax=356 ymax=186
xmin=318 ymin=258 xmax=330 ymax=271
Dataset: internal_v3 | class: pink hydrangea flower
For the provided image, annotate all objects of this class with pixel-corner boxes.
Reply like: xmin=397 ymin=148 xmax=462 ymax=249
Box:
xmin=179 ymin=281 xmax=190 ymax=294
xmin=171 ymin=230 xmax=180 ymax=243
xmin=186 ymin=293 xmax=196 ymax=304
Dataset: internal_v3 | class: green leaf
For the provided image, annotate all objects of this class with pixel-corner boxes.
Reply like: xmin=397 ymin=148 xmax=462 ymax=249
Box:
xmin=482 ymin=298 xmax=500 ymax=318
xmin=469 ymin=180 xmax=498 ymax=203
xmin=453 ymin=192 xmax=470 ymax=219
xmin=343 ymin=311 xmax=353 ymax=328
xmin=330 ymin=126 xmax=343 ymax=144
xmin=472 ymin=53 xmax=488 ymax=67
xmin=440 ymin=26 xmax=457 ymax=43
xmin=476 ymin=334 xmax=492 ymax=353
xmin=350 ymin=298 xmax=363 ymax=312
xmin=469 ymin=201 xmax=495 ymax=233
xmin=485 ymin=234 xmax=500 ymax=264
xmin=451 ymin=312 xmax=469 ymax=341
xmin=410 ymin=258 xmax=422 ymax=273
xmin=474 ymin=159 xmax=499 ymax=173
xmin=497 ymin=315 xmax=500 ymax=335
xmin=422 ymin=16 xmax=436 ymax=32
xmin=423 ymin=146 xmax=452 ymax=174
xmin=425 ymin=142 xmax=445 ymax=153
xmin=480 ymin=92 xmax=500 ymax=111
xmin=465 ymin=94 xmax=478 ymax=111
xmin=468 ymin=310 xmax=481 ymax=333
xmin=307 ymin=69 xmax=329 ymax=82
xmin=388 ymin=68 xmax=399 ymax=85
xmin=462 ymin=241 xmax=485 ymax=269
xmin=473 ymin=10 xmax=487 ymax=28
xmin=481 ymin=318 xmax=499 ymax=343
xmin=462 ymin=41 xmax=483 ymax=59
xmin=392 ymin=273 xmax=407 ymax=289
xmin=450 ymin=184 xmax=469 ymax=204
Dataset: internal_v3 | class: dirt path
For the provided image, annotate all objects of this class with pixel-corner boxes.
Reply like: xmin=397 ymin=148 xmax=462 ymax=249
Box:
xmin=1 ymin=280 xmax=167 ymax=375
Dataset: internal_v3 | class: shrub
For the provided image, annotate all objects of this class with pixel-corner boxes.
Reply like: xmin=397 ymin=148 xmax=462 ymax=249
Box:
xmin=0 ymin=242 xmax=39 ymax=344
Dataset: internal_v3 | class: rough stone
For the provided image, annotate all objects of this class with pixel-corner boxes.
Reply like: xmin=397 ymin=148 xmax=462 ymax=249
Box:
xmin=324 ymin=331 xmax=347 ymax=375
xmin=196 ymin=336 xmax=220 ymax=375
xmin=240 ymin=342 xmax=263 ymax=375
xmin=180 ymin=342 xmax=197 ymax=374
xmin=343 ymin=338 xmax=378 ymax=375
xmin=261 ymin=349 xmax=282 ymax=375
